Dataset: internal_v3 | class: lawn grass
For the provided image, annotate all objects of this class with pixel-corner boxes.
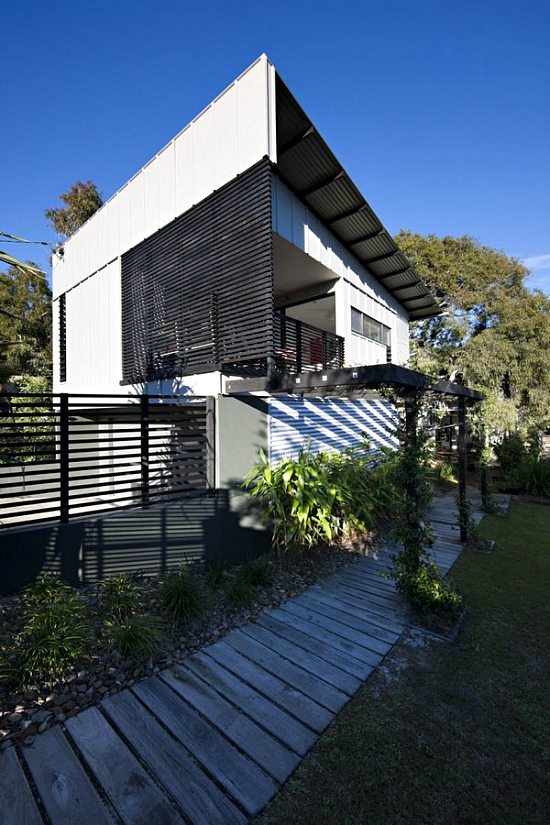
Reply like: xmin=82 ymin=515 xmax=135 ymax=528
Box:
xmin=257 ymin=501 xmax=550 ymax=824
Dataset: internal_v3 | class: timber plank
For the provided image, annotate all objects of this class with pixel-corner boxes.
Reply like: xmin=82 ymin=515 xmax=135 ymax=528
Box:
xmin=328 ymin=581 xmax=409 ymax=623
xmin=298 ymin=591 xmax=402 ymax=644
xmin=102 ymin=690 xmax=247 ymax=825
xmin=284 ymin=602 xmax=398 ymax=659
xmin=329 ymin=572 xmax=406 ymax=611
xmin=252 ymin=615 xmax=362 ymax=694
xmin=160 ymin=666 xmax=299 ymax=783
xmin=227 ymin=628 xmax=349 ymax=713
xmin=0 ymin=749 xmax=42 ymax=825
xmin=183 ymin=650 xmax=317 ymax=756
xmin=204 ymin=642 xmax=333 ymax=733
xmin=256 ymin=613 xmax=365 ymax=689
xmin=133 ymin=676 xmax=276 ymax=816
xmin=317 ymin=586 xmax=407 ymax=633
xmin=66 ymin=707 xmax=179 ymax=824
xmin=268 ymin=605 xmax=381 ymax=670
xmin=23 ymin=725 xmax=115 ymax=825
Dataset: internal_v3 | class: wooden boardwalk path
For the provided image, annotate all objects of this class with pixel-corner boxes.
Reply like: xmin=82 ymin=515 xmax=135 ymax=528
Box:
xmin=0 ymin=490 xmax=508 ymax=824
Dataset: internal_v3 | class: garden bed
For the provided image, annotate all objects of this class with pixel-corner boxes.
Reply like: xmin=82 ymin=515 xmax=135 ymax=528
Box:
xmin=0 ymin=542 xmax=367 ymax=749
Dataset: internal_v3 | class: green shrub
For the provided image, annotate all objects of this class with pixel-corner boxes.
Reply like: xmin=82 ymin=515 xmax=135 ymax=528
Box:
xmin=235 ymin=555 xmax=274 ymax=588
xmin=494 ymin=433 xmax=528 ymax=478
xmin=515 ymin=457 xmax=550 ymax=497
xmin=103 ymin=614 xmax=162 ymax=659
xmin=244 ymin=442 xmax=395 ymax=552
xmin=244 ymin=446 xmax=339 ymax=551
xmin=99 ymin=573 xmax=143 ymax=619
xmin=393 ymin=559 xmax=463 ymax=623
xmin=22 ymin=573 xmax=71 ymax=606
xmin=205 ymin=559 xmax=227 ymax=588
xmin=18 ymin=595 xmax=91 ymax=683
xmin=157 ymin=566 xmax=207 ymax=626
xmin=224 ymin=575 xmax=255 ymax=604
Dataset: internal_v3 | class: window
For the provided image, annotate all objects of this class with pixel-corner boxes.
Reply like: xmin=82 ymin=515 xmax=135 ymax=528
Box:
xmin=59 ymin=294 xmax=66 ymax=383
xmin=351 ymin=307 xmax=391 ymax=346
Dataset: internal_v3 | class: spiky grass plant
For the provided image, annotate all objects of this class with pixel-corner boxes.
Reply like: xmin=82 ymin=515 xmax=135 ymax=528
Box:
xmin=99 ymin=573 xmax=143 ymax=620
xmin=235 ymin=555 xmax=274 ymax=588
xmin=157 ymin=566 xmax=207 ymax=626
xmin=103 ymin=614 xmax=162 ymax=660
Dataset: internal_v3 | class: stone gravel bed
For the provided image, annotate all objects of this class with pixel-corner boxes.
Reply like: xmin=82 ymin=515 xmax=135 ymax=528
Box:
xmin=0 ymin=541 xmax=371 ymax=751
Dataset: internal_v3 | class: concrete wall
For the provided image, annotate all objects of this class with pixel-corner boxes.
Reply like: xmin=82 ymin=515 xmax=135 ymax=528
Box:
xmin=0 ymin=490 xmax=270 ymax=595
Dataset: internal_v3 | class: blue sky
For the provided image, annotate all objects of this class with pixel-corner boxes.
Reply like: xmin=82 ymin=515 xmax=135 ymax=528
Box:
xmin=2 ymin=0 xmax=549 ymax=293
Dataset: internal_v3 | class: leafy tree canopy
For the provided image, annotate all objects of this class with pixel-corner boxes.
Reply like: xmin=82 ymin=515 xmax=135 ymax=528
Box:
xmin=396 ymin=230 xmax=550 ymax=437
xmin=0 ymin=263 xmax=52 ymax=382
xmin=45 ymin=180 xmax=103 ymax=239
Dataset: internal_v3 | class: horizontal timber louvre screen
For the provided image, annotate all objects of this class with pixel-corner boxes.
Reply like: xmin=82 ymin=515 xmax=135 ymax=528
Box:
xmin=0 ymin=393 xmax=213 ymax=528
xmin=121 ymin=159 xmax=274 ymax=384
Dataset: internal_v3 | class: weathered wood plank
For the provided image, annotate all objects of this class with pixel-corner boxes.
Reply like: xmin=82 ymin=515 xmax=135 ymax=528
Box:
xmin=204 ymin=642 xmax=333 ymax=733
xmin=0 ymin=748 xmax=43 ymax=825
xmin=23 ymin=725 xmax=115 ymax=825
xmin=281 ymin=601 xmax=395 ymax=656
xmin=183 ymin=650 xmax=317 ymax=756
xmin=297 ymin=591 xmax=402 ymax=645
xmin=161 ymin=666 xmax=299 ymax=783
xmin=317 ymin=587 xmax=406 ymax=633
xmin=268 ymin=605 xmax=381 ymax=671
xmin=256 ymin=613 xmax=366 ymax=689
xmin=253 ymin=614 xmax=362 ymax=694
xmin=101 ymin=689 xmax=247 ymax=825
xmin=66 ymin=707 xmax=180 ymax=824
xmin=226 ymin=627 xmax=348 ymax=713
xmin=326 ymin=580 xmax=408 ymax=623
xmin=133 ymin=676 xmax=276 ymax=816
xmin=328 ymin=572 xmax=406 ymax=611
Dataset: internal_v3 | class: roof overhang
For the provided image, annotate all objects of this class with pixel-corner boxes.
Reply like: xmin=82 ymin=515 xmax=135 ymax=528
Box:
xmin=274 ymin=74 xmax=440 ymax=322
xmin=225 ymin=364 xmax=484 ymax=401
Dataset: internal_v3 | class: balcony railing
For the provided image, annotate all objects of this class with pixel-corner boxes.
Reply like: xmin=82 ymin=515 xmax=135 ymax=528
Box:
xmin=273 ymin=313 xmax=344 ymax=374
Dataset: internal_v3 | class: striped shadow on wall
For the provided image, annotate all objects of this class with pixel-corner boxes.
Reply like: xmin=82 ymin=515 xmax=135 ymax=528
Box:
xmin=268 ymin=396 xmax=398 ymax=463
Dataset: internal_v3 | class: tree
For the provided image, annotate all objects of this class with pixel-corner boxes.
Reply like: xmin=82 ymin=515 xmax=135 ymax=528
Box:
xmin=45 ymin=180 xmax=103 ymax=240
xmin=395 ymin=230 xmax=550 ymax=438
xmin=0 ymin=263 xmax=52 ymax=380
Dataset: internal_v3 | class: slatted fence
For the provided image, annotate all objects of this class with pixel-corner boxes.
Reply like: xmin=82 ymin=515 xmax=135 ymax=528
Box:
xmin=0 ymin=393 xmax=213 ymax=528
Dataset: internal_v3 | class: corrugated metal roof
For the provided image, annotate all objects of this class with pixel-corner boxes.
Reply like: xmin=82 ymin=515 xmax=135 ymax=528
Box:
xmin=274 ymin=75 xmax=440 ymax=321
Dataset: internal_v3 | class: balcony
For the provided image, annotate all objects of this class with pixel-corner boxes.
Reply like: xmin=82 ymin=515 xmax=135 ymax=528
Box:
xmin=273 ymin=313 xmax=344 ymax=373
xmin=222 ymin=312 xmax=344 ymax=377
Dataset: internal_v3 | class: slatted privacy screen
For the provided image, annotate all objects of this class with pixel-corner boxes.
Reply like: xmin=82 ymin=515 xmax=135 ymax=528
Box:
xmin=0 ymin=394 xmax=212 ymax=528
xmin=274 ymin=313 xmax=344 ymax=374
xmin=121 ymin=159 xmax=274 ymax=383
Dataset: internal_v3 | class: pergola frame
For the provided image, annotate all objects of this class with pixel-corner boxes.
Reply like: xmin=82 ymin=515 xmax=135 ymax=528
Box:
xmin=226 ymin=364 xmax=485 ymax=543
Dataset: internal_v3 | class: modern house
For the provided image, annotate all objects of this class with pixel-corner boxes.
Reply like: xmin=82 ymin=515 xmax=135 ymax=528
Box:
xmin=51 ymin=55 xmax=439 ymax=485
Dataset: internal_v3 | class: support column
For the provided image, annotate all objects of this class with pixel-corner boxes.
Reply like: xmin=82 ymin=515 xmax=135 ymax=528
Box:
xmin=457 ymin=396 xmax=468 ymax=541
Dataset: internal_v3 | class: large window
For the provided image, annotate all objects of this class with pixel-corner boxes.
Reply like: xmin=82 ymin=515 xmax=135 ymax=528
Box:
xmin=351 ymin=308 xmax=391 ymax=346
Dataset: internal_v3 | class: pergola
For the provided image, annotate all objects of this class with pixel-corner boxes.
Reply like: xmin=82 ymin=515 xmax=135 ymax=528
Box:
xmin=227 ymin=363 xmax=485 ymax=542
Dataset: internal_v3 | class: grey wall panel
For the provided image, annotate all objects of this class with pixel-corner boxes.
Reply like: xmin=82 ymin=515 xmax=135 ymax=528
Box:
xmin=269 ymin=396 xmax=398 ymax=463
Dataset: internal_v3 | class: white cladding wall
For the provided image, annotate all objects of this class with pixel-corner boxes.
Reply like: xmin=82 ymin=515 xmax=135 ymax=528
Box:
xmin=272 ymin=177 xmax=410 ymax=365
xmin=269 ymin=396 xmax=398 ymax=464
xmin=52 ymin=55 xmax=275 ymax=302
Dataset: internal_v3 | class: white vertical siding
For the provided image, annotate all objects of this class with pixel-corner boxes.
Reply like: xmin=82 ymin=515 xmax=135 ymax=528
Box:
xmin=269 ymin=396 xmax=398 ymax=464
xmin=395 ymin=311 xmax=410 ymax=364
xmin=52 ymin=55 xmax=274 ymax=301
xmin=53 ymin=259 xmax=123 ymax=394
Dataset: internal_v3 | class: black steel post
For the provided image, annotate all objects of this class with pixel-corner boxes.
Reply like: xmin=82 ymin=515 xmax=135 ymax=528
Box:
xmin=140 ymin=394 xmax=150 ymax=509
xmin=59 ymin=393 xmax=69 ymax=523
xmin=296 ymin=321 xmax=303 ymax=372
xmin=458 ymin=396 xmax=468 ymax=541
